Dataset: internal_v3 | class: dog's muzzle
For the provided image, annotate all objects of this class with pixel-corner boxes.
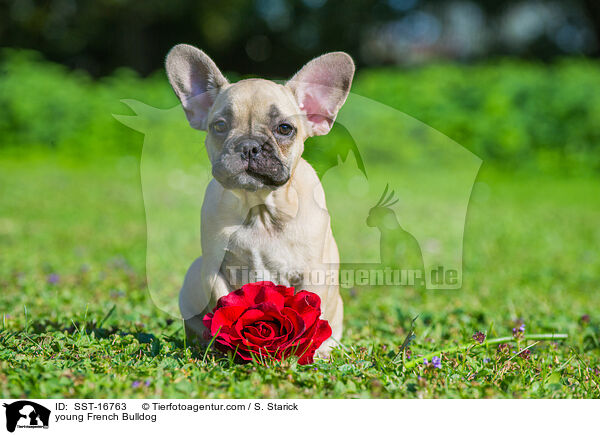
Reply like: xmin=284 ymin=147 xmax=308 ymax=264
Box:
xmin=237 ymin=138 xmax=289 ymax=187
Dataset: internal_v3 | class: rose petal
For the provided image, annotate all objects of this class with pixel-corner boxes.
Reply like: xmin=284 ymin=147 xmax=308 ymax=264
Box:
xmin=292 ymin=319 xmax=332 ymax=365
xmin=312 ymin=320 xmax=333 ymax=348
xmin=242 ymin=321 xmax=279 ymax=346
xmin=255 ymin=286 xmax=286 ymax=310
xmin=287 ymin=290 xmax=321 ymax=311
xmin=236 ymin=308 xmax=267 ymax=327
xmin=285 ymin=291 xmax=322 ymax=326
xmin=282 ymin=307 xmax=306 ymax=334
xmin=215 ymin=284 xmax=261 ymax=309
xmin=232 ymin=304 xmax=279 ymax=347
xmin=202 ymin=312 xmax=214 ymax=330
xmin=209 ymin=305 xmax=246 ymax=335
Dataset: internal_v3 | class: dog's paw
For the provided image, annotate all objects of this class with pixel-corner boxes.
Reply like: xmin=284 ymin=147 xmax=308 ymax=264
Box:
xmin=314 ymin=338 xmax=337 ymax=361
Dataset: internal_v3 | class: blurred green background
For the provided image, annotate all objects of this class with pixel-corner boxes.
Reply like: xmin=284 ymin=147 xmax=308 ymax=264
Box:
xmin=2 ymin=0 xmax=600 ymax=169
xmin=1 ymin=0 xmax=599 ymax=398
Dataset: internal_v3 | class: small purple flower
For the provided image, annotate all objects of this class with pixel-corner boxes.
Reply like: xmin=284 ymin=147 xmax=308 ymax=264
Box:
xmin=519 ymin=349 xmax=531 ymax=360
xmin=512 ymin=323 xmax=525 ymax=339
xmin=144 ymin=380 xmax=151 ymax=387
xmin=483 ymin=357 xmax=491 ymax=363
xmin=497 ymin=343 xmax=511 ymax=354
xmin=131 ymin=381 xmax=142 ymax=388
xmin=472 ymin=331 xmax=486 ymax=344
xmin=47 ymin=273 xmax=60 ymax=285
xmin=422 ymin=356 xmax=442 ymax=369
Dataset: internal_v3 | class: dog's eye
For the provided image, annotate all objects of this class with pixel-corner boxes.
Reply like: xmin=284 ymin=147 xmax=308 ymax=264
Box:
xmin=213 ymin=120 xmax=228 ymax=133
xmin=276 ymin=123 xmax=294 ymax=136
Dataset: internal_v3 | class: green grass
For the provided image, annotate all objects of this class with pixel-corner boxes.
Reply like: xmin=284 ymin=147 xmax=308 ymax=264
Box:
xmin=1 ymin=153 xmax=599 ymax=398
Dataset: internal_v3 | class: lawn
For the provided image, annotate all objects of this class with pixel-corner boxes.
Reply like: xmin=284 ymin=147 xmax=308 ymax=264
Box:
xmin=1 ymin=53 xmax=599 ymax=398
xmin=1 ymin=151 xmax=599 ymax=398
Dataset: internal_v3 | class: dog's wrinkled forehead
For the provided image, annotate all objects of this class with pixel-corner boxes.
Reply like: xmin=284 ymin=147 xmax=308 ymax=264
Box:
xmin=210 ymin=79 xmax=300 ymax=129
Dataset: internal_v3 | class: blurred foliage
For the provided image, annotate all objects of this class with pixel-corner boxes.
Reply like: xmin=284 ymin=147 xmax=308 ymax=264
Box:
xmin=354 ymin=59 xmax=600 ymax=173
xmin=1 ymin=49 xmax=600 ymax=173
xmin=1 ymin=0 xmax=599 ymax=77
xmin=0 ymin=0 xmax=389 ymax=76
xmin=0 ymin=50 xmax=175 ymax=158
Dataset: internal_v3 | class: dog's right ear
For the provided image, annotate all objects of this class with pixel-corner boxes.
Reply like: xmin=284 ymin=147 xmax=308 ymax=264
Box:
xmin=165 ymin=44 xmax=228 ymax=130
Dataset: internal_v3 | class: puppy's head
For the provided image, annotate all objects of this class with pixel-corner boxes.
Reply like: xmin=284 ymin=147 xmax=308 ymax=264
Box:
xmin=166 ymin=44 xmax=354 ymax=191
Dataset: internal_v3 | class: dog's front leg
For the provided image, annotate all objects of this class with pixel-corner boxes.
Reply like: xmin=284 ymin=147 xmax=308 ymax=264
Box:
xmin=179 ymin=256 xmax=231 ymax=345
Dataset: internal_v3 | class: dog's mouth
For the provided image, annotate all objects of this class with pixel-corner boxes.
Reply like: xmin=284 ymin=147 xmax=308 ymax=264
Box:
xmin=245 ymin=166 xmax=289 ymax=187
xmin=213 ymin=165 xmax=290 ymax=191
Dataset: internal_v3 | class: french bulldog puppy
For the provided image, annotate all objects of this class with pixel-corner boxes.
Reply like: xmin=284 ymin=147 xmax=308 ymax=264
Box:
xmin=166 ymin=44 xmax=354 ymax=357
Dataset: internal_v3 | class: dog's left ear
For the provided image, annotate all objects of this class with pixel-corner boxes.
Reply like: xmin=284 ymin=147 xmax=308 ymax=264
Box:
xmin=286 ymin=52 xmax=355 ymax=136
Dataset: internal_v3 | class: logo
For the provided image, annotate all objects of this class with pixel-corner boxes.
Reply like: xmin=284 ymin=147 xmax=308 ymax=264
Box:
xmin=3 ymin=401 xmax=50 ymax=433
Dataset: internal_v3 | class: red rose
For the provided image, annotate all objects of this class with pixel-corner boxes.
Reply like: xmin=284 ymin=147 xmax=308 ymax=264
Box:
xmin=203 ymin=281 xmax=332 ymax=365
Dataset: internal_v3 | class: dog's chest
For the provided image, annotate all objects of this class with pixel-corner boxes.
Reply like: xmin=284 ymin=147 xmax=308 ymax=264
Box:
xmin=221 ymin=212 xmax=313 ymax=288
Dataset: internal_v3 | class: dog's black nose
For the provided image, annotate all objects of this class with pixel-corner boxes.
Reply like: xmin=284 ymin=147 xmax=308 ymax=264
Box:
xmin=239 ymin=139 xmax=261 ymax=160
